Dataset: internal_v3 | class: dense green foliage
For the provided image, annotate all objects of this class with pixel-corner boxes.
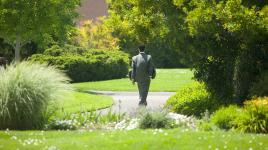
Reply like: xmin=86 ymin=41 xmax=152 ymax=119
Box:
xmin=249 ymin=71 xmax=268 ymax=97
xmin=0 ymin=62 xmax=71 ymax=130
xmin=0 ymin=0 xmax=80 ymax=61
xmin=29 ymin=45 xmax=129 ymax=82
xmin=185 ymin=0 xmax=268 ymax=103
xmin=166 ymin=82 xmax=220 ymax=117
xmin=106 ymin=0 xmax=188 ymax=67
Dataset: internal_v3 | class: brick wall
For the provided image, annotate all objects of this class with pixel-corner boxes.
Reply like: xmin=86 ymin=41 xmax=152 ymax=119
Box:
xmin=77 ymin=0 xmax=108 ymax=24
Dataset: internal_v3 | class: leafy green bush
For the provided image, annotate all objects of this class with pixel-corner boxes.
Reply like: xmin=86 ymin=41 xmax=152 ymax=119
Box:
xmin=234 ymin=97 xmax=268 ymax=133
xmin=210 ymin=105 xmax=242 ymax=130
xmin=166 ymin=82 xmax=220 ymax=117
xmin=249 ymin=71 xmax=268 ymax=97
xmin=138 ymin=108 xmax=174 ymax=129
xmin=0 ymin=62 xmax=71 ymax=130
xmin=210 ymin=97 xmax=268 ymax=133
xmin=29 ymin=45 xmax=129 ymax=82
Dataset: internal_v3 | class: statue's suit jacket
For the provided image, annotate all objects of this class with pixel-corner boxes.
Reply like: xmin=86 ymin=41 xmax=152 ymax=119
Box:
xmin=131 ymin=52 xmax=155 ymax=83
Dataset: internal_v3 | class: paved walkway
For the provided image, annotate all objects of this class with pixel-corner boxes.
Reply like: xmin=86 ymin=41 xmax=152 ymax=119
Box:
xmin=87 ymin=90 xmax=175 ymax=115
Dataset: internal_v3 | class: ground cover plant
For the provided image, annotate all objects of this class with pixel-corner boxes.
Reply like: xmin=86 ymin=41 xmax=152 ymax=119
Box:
xmin=47 ymin=109 xmax=125 ymax=130
xmin=74 ymin=69 xmax=194 ymax=92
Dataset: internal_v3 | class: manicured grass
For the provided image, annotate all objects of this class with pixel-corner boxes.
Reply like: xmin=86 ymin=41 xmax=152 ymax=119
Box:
xmin=73 ymin=69 xmax=194 ymax=92
xmin=55 ymin=91 xmax=113 ymax=116
xmin=0 ymin=129 xmax=267 ymax=150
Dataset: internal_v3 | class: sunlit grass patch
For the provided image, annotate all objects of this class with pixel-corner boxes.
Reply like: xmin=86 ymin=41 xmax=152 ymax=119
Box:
xmin=0 ymin=129 xmax=267 ymax=150
xmin=54 ymin=91 xmax=113 ymax=117
xmin=73 ymin=69 xmax=194 ymax=92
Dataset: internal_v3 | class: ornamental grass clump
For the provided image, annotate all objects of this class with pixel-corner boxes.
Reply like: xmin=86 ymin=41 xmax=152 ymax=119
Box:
xmin=234 ymin=97 xmax=268 ymax=133
xmin=0 ymin=61 xmax=71 ymax=130
xmin=138 ymin=108 xmax=174 ymax=129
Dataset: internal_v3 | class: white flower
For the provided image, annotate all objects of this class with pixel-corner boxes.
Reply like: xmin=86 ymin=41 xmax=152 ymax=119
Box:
xmin=47 ymin=146 xmax=58 ymax=150
xmin=11 ymin=136 xmax=17 ymax=140
xmin=167 ymin=112 xmax=197 ymax=129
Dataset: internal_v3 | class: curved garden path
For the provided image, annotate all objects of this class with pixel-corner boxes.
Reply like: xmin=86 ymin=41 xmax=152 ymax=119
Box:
xmin=87 ymin=90 xmax=175 ymax=115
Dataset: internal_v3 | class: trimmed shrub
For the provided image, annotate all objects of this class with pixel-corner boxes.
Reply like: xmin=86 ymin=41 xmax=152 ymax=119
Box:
xmin=234 ymin=97 xmax=268 ymax=133
xmin=210 ymin=105 xmax=242 ymax=130
xmin=29 ymin=45 xmax=129 ymax=82
xmin=0 ymin=62 xmax=71 ymax=130
xmin=138 ymin=108 xmax=174 ymax=129
xmin=166 ymin=82 xmax=220 ymax=117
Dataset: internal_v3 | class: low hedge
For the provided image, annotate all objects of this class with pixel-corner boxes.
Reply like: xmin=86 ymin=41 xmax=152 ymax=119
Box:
xmin=29 ymin=45 xmax=129 ymax=82
xmin=165 ymin=82 xmax=221 ymax=117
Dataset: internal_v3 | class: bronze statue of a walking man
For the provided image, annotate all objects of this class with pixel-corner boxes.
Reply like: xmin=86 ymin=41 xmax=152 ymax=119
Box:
xmin=131 ymin=45 xmax=156 ymax=106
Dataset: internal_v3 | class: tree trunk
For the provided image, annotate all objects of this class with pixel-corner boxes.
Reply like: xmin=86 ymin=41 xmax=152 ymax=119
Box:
xmin=14 ymin=36 xmax=21 ymax=62
xmin=233 ymin=51 xmax=257 ymax=104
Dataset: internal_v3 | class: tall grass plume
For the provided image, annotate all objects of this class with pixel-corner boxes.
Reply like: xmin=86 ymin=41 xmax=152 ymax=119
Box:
xmin=0 ymin=61 xmax=72 ymax=129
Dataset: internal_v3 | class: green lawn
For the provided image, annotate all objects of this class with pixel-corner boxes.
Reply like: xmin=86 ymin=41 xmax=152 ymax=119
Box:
xmin=1 ymin=129 xmax=267 ymax=150
xmin=55 ymin=91 xmax=113 ymax=116
xmin=73 ymin=69 xmax=194 ymax=92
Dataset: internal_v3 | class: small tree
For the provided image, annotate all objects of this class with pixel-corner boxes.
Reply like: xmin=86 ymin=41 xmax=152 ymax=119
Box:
xmin=0 ymin=0 xmax=80 ymax=62
xmin=72 ymin=17 xmax=119 ymax=49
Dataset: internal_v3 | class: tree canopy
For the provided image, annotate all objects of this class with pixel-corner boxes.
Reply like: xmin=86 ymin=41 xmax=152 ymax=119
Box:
xmin=0 ymin=0 xmax=80 ymax=61
xmin=106 ymin=0 xmax=189 ymax=67
xmin=185 ymin=0 xmax=268 ymax=102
